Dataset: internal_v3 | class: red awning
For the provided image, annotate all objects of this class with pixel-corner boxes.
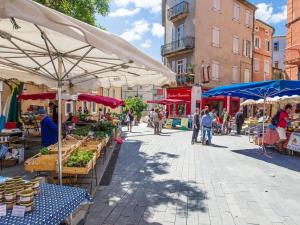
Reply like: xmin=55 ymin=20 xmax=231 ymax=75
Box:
xmin=77 ymin=94 xmax=124 ymax=109
xmin=147 ymin=99 xmax=186 ymax=105
xmin=18 ymin=92 xmax=57 ymax=100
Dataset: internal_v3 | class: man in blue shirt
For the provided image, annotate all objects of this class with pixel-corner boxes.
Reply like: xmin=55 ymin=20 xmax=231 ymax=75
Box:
xmin=40 ymin=112 xmax=58 ymax=147
xmin=201 ymin=109 xmax=213 ymax=145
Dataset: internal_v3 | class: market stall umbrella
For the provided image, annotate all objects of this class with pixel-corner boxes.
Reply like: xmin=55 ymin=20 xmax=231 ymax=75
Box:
xmin=0 ymin=0 xmax=176 ymax=184
xmin=240 ymin=99 xmax=256 ymax=106
xmin=203 ymin=80 xmax=300 ymax=155
xmin=77 ymin=94 xmax=124 ymax=109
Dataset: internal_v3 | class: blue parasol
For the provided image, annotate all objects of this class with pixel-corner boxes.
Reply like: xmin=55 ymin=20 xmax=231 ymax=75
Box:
xmin=203 ymin=80 xmax=300 ymax=100
xmin=202 ymin=80 xmax=300 ymax=156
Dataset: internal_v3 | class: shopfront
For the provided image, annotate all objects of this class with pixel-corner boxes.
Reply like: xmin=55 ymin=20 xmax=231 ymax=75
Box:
xmin=167 ymin=86 xmax=240 ymax=117
xmin=166 ymin=87 xmax=192 ymax=117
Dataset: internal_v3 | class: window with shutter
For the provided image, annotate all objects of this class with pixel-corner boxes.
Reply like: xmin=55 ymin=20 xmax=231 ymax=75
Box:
xmin=265 ymin=40 xmax=270 ymax=52
xmin=254 ymin=37 xmax=260 ymax=49
xmin=171 ymin=61 xmax=176 ymax=72
xmin=233 ymin=3 xmax=240 ymax=21
xmin=212 ymin=26 xmax=220 ymax=47
xmin=212 ymin=0 xmax=220 ymax=11
xmin=254 ymin=59 xmax=259 ymax=72
xmin=177 ymin=60 xmax=183 ymax=74
xmin=211 ymin=61 xmax=220 ymax=81
xmin=243 ymin=40 xmax=247 ymax=56
xmin=233 ymin=36 xmax=239 ymax=53
xmin=245 ymin=10 xmax=250 ymax=27
xmin=182 ymin=58 xmax=187 ymax=73
xmin=264 ymin=60 xmax=270 ymax=74
xmin=244 ymin=69 xmax=250 ymax=82
xmin=232 ymin=66 xmax=238 ymax=83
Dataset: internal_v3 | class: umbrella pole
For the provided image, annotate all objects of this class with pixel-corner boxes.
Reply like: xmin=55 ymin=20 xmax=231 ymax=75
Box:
xmin=57 ymin=57 xmax=63 ymax=185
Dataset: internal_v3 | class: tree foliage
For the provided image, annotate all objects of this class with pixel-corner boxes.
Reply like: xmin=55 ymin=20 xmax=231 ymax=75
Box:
xmin=34 ymin=0 xmax=110 ymax=27
xmin=124 ymin=97 xmax=148 ymax=118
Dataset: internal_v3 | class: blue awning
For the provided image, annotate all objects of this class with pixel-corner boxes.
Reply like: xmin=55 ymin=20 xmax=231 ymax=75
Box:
xmin=202 ymin=80 xmax=300 ymax=100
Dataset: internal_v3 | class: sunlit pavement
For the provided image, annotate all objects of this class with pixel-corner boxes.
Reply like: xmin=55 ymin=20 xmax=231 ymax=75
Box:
xmin=85 ymin=124 xmax=300 ymax=225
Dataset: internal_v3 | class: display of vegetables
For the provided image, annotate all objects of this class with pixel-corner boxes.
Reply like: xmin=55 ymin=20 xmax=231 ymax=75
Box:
xmin=66 ymin=149 xmax=94 ymax=167
xmin=72 ymin=126 xmax=92 ymax=137
xmin=40 ymin=147 xmax=49 ymax=155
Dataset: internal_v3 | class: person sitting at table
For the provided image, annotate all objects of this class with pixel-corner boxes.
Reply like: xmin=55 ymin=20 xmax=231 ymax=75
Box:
xmin=39 ymin=110 xmax=58 ymax=147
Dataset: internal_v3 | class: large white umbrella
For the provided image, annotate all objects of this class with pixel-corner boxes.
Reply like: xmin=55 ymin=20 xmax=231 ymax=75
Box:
xmin=0 ymin=0 xmax=176 ymax=184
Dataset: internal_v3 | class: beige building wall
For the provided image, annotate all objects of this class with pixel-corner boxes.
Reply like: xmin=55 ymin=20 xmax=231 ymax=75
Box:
xmin=195 ymin=0 xmax=255 ymax=87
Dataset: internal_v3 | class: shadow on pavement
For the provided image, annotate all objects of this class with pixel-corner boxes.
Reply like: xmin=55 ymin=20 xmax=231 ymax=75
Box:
xmin=232 ymin=148 xmax=300 ymax=172
xmin=86 ymin=139 xmax=207 ymax=224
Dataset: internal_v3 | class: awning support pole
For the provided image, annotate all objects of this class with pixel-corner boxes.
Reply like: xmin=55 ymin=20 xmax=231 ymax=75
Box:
xmin=57 ymin=55 xmax=63 ymax=185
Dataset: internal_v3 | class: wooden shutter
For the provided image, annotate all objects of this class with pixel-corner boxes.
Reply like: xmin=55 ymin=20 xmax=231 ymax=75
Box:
xmin=243 ymin=40 xmax=247 ymax=56
xmin=212 ymin=27 xmax=220 ymax=47
xmin=232 ymin=66 xmax=238 ymax=83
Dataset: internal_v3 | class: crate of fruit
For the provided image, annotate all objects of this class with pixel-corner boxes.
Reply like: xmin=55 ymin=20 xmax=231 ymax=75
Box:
xmin=48 ymin=139 xmax=83 ymax=155
xmin=82 ymin=139 xmax=103 ymax=159
xmin=61 ymin=149 xmax=97 ymax=175
xmin=24 ymin=153 xmax=57 ymax=172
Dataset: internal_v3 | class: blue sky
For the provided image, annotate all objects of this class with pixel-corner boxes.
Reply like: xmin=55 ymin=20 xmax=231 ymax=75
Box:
xmin=96 ymin=0 xmax=287 ymax=61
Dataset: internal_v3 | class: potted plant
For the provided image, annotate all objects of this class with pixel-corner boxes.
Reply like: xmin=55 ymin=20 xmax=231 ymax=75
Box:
xmin=124 ymin=97 xmax=148 ymax=123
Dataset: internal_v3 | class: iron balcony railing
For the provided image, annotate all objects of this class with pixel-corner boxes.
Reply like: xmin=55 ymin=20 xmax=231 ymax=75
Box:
xmin=161 ymin=36 xmax=195 ymax=56
xmin=168 ymin=1 xmax=189 ymax=21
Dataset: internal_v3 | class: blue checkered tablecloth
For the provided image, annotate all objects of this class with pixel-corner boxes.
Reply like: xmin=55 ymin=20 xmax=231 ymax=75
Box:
xmin=0 ymin=177 xmax=90 ymax=225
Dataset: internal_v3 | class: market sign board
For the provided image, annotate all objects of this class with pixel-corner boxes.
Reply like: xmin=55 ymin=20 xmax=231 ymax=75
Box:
xmin=287 ymin=132 xmax=300 ymax=153
xmin=165 ymin=119 xmax=173 ymax=129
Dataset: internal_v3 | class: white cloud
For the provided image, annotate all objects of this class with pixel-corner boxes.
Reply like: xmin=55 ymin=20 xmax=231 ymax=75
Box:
xmin=109 ymin=7 xmax=140 ymax=17
xmin=256 ymin=3 xmax=287 ymax=24
xmin=141 ymin=39 xmax=152 ymax=48
xmin=120 ymin=19 xmax=150 ymax=42
xmin=114 ymin=0 xmax=161 ymax=13
xmin=151 ymin=23 xmax=164 ymax=38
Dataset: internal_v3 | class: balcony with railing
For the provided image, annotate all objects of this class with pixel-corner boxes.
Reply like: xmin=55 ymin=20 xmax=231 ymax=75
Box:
xmin=161 ymin=36 xmax=195 ymax=57
xmin=168 ymin=1 xmax=189 ymax=22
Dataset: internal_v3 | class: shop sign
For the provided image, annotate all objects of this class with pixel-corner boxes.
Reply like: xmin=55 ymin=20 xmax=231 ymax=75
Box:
xmin=287 ymin=132 xmax=300 ymax=152
xmin=165 ymin=119 xmax=173 ymax=129
xmin=181 ymin=118 xmax=189 ymax=129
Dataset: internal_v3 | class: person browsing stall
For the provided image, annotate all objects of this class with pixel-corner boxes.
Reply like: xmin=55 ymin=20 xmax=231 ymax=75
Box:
xmin=39 ymin=110 xmax=58 ymax=147
xmin=201 ymin=110 xmax=213 ymax=145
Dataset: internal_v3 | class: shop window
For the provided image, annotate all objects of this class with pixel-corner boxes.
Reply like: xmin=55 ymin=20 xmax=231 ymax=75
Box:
xmin=65 ymin=102 xmax=73 ymax=116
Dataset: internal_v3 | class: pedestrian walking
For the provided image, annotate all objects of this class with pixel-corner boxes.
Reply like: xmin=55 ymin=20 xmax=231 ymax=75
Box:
xmin=153 ymin=108 xmax=160 ymax=135
xmin=126 ymin=110 xmax=134 ymax=132
xmin=221 ymin=108 xmax=230 ymax=134
xmin=201 ymin=110 xmax=213 ymax=145
xmin=191 ymin=108 xmax=200 ymax=144
xmin=235 ymin=109 xmax=245 ymax=135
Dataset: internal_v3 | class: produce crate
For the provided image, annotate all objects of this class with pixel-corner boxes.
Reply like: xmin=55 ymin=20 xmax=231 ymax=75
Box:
xmin=48 ymin=139 xmax=83 ymax=154
xmin=82 ymin=140 xmax=102 ymax=159
xmin=24 ymin=153 xmax=57 ymax=172
xmin=61 ymin=152 xmax=97 ymax=175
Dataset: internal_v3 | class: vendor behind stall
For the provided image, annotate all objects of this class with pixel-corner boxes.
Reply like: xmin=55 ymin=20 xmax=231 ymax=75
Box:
xmin=49 ymin=102 xmax=58 ymax=124
xmin=38 ymin=110 xmax=58 ymax=147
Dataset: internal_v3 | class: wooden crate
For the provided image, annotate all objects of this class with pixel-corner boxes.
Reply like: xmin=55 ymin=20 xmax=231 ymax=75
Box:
xmin=61 ymin=152 xmax=97 ymax=175
xmin=24 ymin=153 xmax=57 ymax=172
xmin=48 ymin=139 xmax=83 ymax=155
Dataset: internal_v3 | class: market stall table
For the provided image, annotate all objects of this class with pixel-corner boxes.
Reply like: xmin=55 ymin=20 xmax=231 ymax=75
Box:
xmin=0 ymin=176 xmax=90 ymax=225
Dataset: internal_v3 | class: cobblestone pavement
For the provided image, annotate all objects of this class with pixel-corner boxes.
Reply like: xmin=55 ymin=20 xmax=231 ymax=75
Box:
xmin=85 ymin=125 xmax=300 ymax=225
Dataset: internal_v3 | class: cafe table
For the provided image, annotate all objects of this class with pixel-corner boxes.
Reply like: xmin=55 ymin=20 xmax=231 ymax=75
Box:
xmin=0 ymin=176 xmax=90 ymax=225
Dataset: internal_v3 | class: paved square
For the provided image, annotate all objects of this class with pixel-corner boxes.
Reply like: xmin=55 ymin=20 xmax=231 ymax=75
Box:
xmin=86 ymin=125 xmax=300 ymax=225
